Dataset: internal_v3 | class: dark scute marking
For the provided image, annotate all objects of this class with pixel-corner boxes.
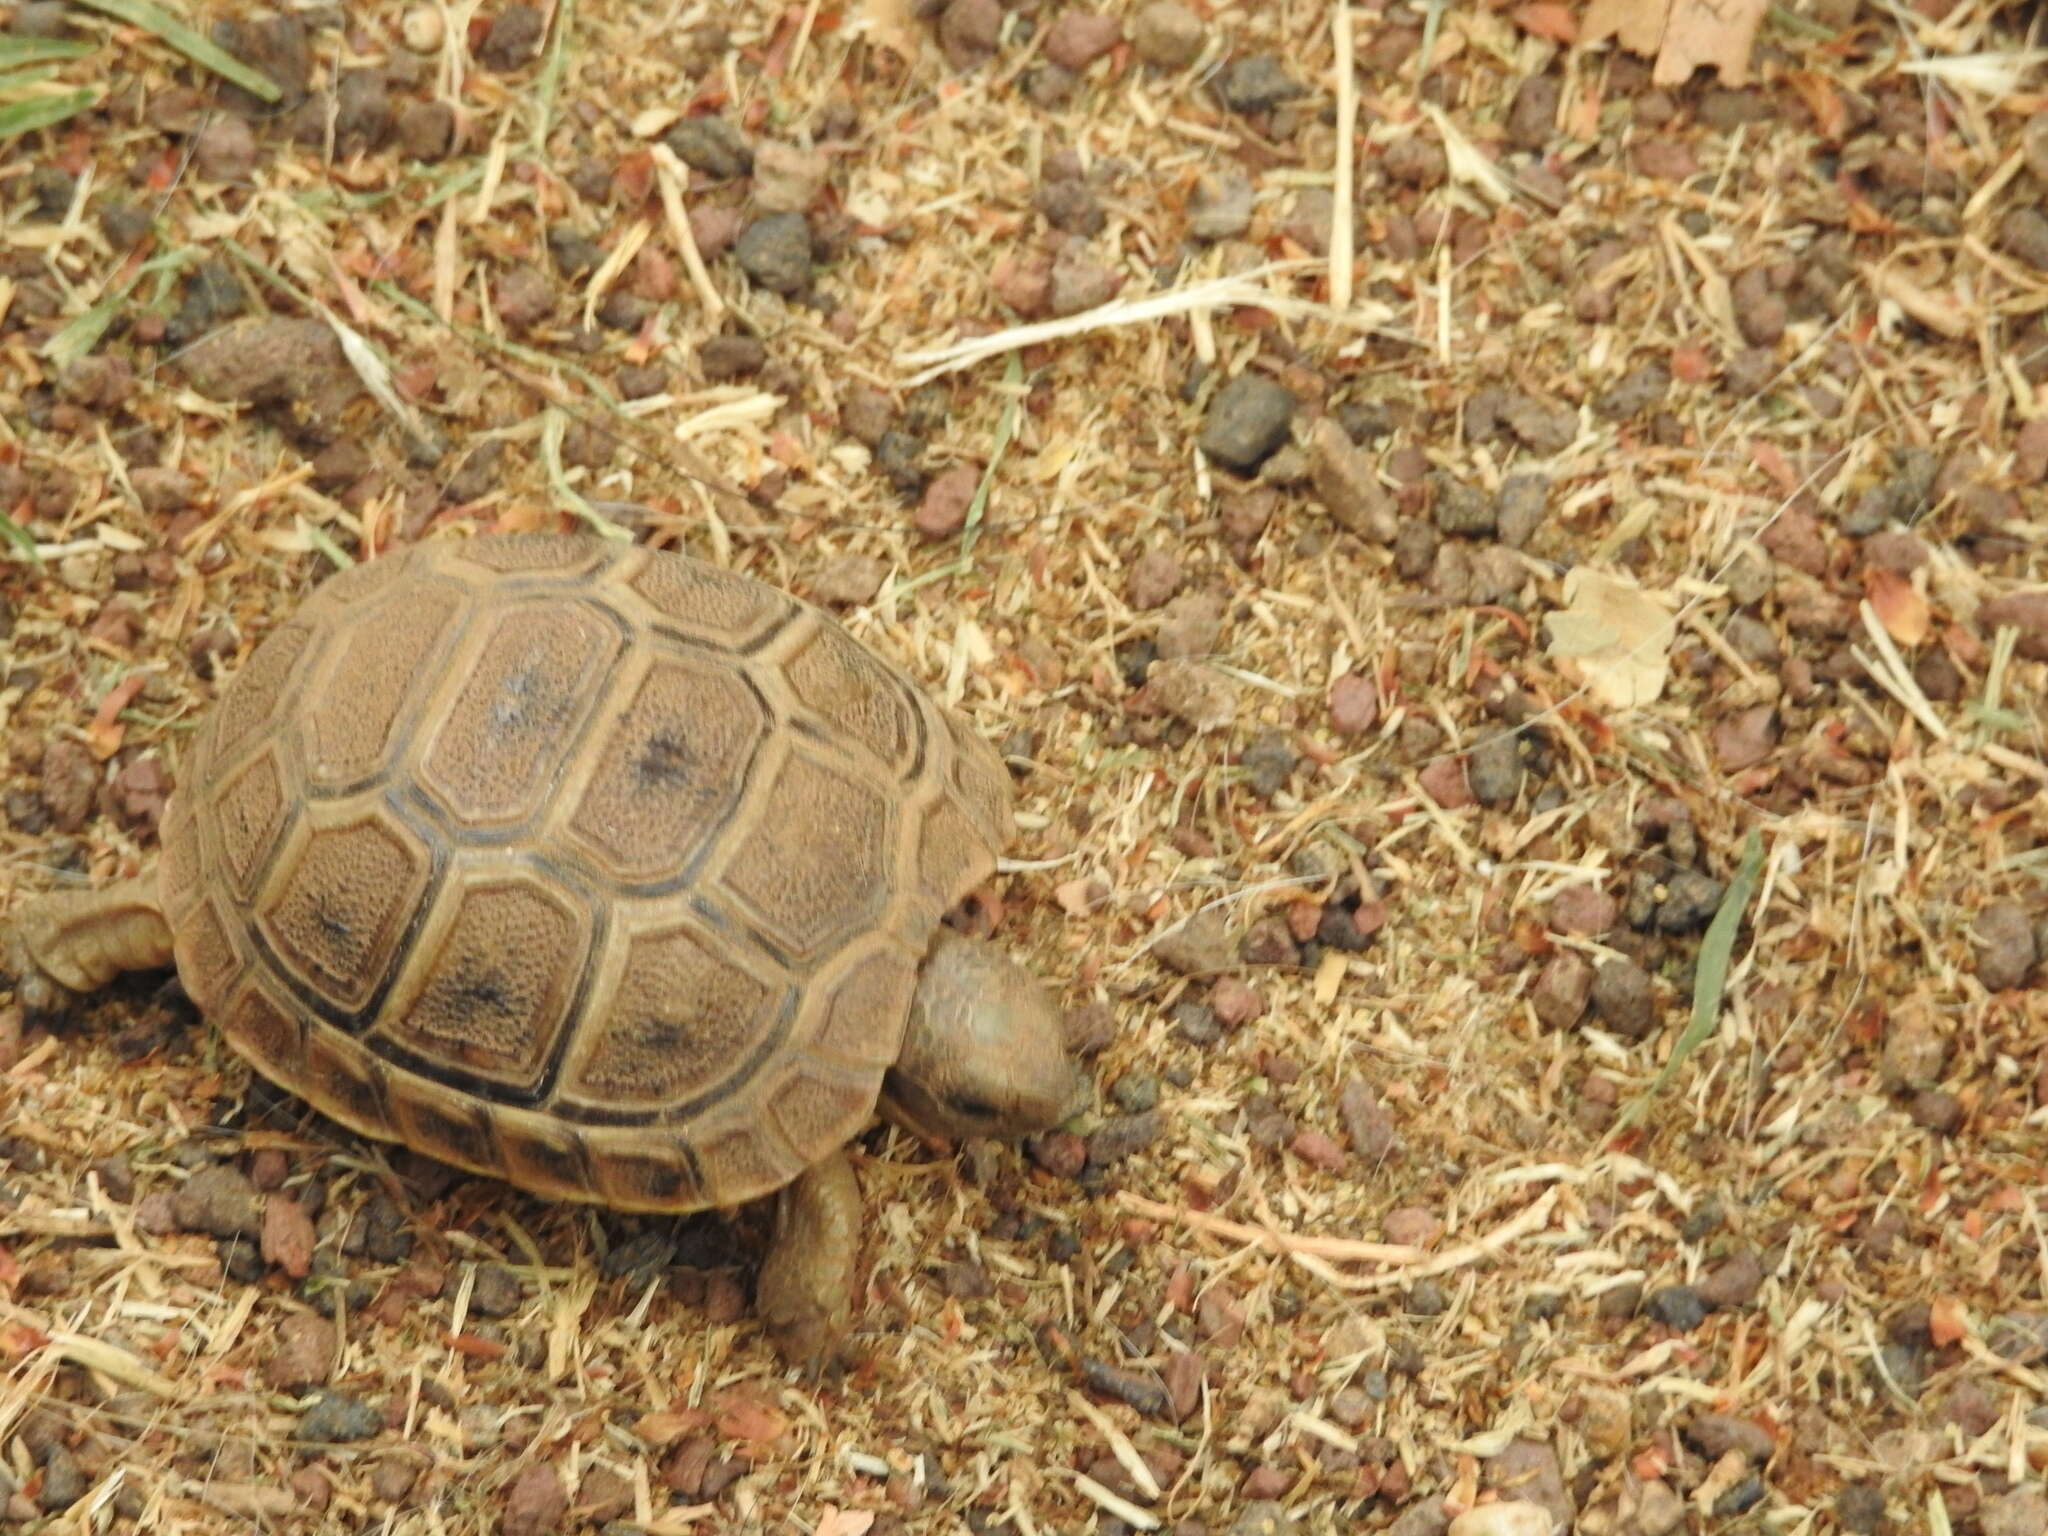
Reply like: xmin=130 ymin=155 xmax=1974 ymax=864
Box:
xmin=500 ymin=1125 xmax=595 ymax=1197
xmin=302 ymin=1034 xmax=392 ymax=1136
xmin=259 ymin=813 xmax=426 ymax=1011
xmin=398 ymin=1090 xmax=502 ymax=1176
xmin=601 ymin=1147 xmax=702 ymax=1209
xmin=219 ymin=985 xmax=304 ymax=1076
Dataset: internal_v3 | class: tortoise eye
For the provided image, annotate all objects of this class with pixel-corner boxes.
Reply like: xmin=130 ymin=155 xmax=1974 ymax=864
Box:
xmin=948 ymin=1093 xmax=1002 ymax=1121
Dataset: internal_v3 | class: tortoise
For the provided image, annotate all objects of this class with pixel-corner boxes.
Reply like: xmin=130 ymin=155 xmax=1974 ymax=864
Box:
xmin=7 ymin=532 xmax=1089 ymax=1364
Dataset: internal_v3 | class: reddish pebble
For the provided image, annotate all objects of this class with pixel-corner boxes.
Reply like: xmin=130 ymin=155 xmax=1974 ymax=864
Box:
xmin=1329 ymin=673 xmax=1379 ymax=735
xmin=1290 ymin=1129 xmax=1347 ymax=1172
xmin=916 ymin=463 xmax=981 ymax=540
xmin=2016 ymin=417 xmax=2048 ymax=483
xmin=1533 ymin=951 xmax=1595 ymax=1029
xmin=1028 ymin=1130 xmax=1088 ymax=1178
xmin=1043 ymin=11 xmax=1123 ymax=69
xmin=1286 ymin=900 xmax=1323 ymax=943
xmin=1548 ymin=885 xmax=1616 ymax=936
xmin=1242 ymin=1466 xmax=1293 ymax=1499
xmin=1210 ymin=976 xmax=1265 ymax=1027
xmin=1417 ymin=755 xmax=1473 ymax=808
xmin=1383 ymin=1207 xmax=1444 ymax=1248
xmin=1164 ymin=1349 xmax=1204 ymax=1420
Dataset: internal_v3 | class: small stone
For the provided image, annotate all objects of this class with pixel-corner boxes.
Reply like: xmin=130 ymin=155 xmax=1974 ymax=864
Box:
xmin=1242 ymin=730 xmax=1297 ymax=797
xmin=1495 ymin=474 xmax=1549 ymax=547
xmin=1909 ymin=1088 xmax=1963 ymax=1134
xmin=1697 ymin=1249 xmax=1764 ymax=1309
xmin=699 ymin=334 xmax=766 ymax=380
xmin=992 ymin=248 xmax=1053 ymax=316
xmin=2001 ymin=207 xmax=2048 ymax=270
xmin=1340 ymin=1078 xmax=1399 ymax=1161
xmin=1127 ymin=549 xmax=1183 ymax=610
xmin=267 ymin=1312 xmax=337 ymax=1391
xmin=193 ymin=114 xmax=258 ymax=182
xmin=1983 ymin=1487 xmax=2048 ymax=1536
xmin=667 ymin=117 xmax=753 ymax=179
xmin=299 ymin=1390 xmax=382 ymax=1443
xmin=1290 ymin=1129 xmax=1346 ymax=1172
xmin=1308 ymin=419 xmax=1397 ymax=541
xmin=1532 ymin=952 xmax=1593 ymax=1030
xmin=1163 ymin=1349 xmax=1203 ymax=1420
xmin=1086 ymin=1111 xmax=1162 ymax=1167
xmin=1209 ymin=976 xmax=1265 ymax=1028
xmin=1147 ymin=658 xmax=1237 ymax=730
xmin=1836 ymin=1484 xmax=1887 ymax=1534
xmin=1110 ymin=1072 xmax=1160 ymax=1113
xmin=477 ymin=4 xmax=545 ymax=70
xmin=1684 ymin=1412 xmax=1773 ymax=1463
xmin=1417 ymin=756 xmax=1472 ymax=809
xmin=735 ymin=212 xmax=813 ymax=295
xmin=1044 ymin=11 xmax=1121 ymax=70
xmin=1654 ymin=870 xmax=1725 ymax=934
xmin=173 ymin=1165 xmax=263 ymax=1238
xmin=1384 ymin=136 xmax=1448 ymax=188
xmin=1048 ymin=242 xmax=1120 ymax=314
xmin=1230 ymin=1500 xmax=1298 ymax=1536
xmin=1596 ymin=362 xmax=1671 ymax=420
xmin=262 ymin=1194 xmax=316 ymax=1277
xmin=1218 ymin=54 xmax=1304 ymax=113
xmin=1329 ymin=673 xmax=1379 ymax=736
xmin=1434 ymin=477 xmax=1496 ymax=537
xmin=938 ymin=0 xmax=1002 ymax=68
xmin=494 ymin=264 xmax=554 ymax=329
xmin=1645 ymin=1285 xmax=1706 ymax=1332
xmin=752 ymin=142 xmax=829 ymax=213
xmin=1188 ymin=168 xmax=1254 ymax=241
xmin=1974 ymin=901 xmax=2037 ymax=991
xmin=1384 ymin=1208 xmax=1443 ymax=1248
xmin=1467 ymin=732 xmax=1524 ymax=806
xmin=1633 ymin=1478 xmax=1687 ymax=1536
xmin=468 ymin=1263 xmax=523 ymax=1318
xmin=1028 ymin=1130 xmax=1087 ymax=1178
xmin=1592 ymin=957 xmax=1656 ymax=1038
xmin=40 ymin=737 xmax=99 ymax=833
xmin=1549 ymin=886 xmax=1616 ymax=936
xmin=1388 ymin=1502 xmax=1452 ymax=1536
xmin=1506 ymin=75 xmax=1560 ymax=150
xmin=915 ymin=463 xmax=979 ymax=540
xmin=1712 ymin=705 xmax=1779 ymax=771
xmin=1979 ymin=592 xmax=2048 ymax=659
xmin=36 ymin=1447 xmax=84 ymax=1512
xmin=811 ymin=554 xmax=888 ymax=607
xmin=369 ymin=1457 xmax=423 ymax=1504
xmin=502 ymin=1462 xmax=568 ymax=1536
xmin=1133 ymin=0 xmax=1205 ymax=67
xmin=1881 ymin=1008 xmax=1948 ymax=1091
xmin=1446 ymin=1500 xmax=1549 ymax=1536
xmin=840 ymin=387 xmax=896 ymax=446
xmin=1036 ymin=177 xmax=1104 ymax=235
xmin=1156 ymin=592 xmax=1224 ymax=659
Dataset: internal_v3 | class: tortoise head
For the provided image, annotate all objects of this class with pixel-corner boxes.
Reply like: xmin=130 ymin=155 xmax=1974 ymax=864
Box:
xmin=882 ymin=929 xmax=1090 ymax=1143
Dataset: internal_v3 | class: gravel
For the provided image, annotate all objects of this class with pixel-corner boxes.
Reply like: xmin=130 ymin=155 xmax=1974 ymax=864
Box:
xmin=1201 ymin=375 xmax=1297 ymax=472
xmin=735 ymin=213 xmax=814 ymax=294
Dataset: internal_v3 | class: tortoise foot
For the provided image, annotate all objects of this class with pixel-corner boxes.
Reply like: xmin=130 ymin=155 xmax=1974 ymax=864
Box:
xmin=7 ymin=875 xmax=173 ymax=1015
xmin=756 ymin=1149 xmax=860 ymax=1372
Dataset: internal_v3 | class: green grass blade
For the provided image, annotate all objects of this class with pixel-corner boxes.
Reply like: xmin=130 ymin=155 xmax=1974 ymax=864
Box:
xmin=72 ymin=0 xmax=282 ymax=102
xmin=0 ymin=511 xmax=41 ymax=564
xmin=1612 ymin=828 xmax=1766 ymax=1135
xmin=0 ymin=85 xmax=97 ymax=141
xmin=0 ymin=37 xmax=94 ymax=66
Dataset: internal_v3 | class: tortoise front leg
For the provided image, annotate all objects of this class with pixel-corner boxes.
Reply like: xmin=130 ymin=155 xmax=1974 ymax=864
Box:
xmin=7 ymin=873 xmax=175 ymax=1013
xmin=754 ymin=1147 xmax=861 ymax=1370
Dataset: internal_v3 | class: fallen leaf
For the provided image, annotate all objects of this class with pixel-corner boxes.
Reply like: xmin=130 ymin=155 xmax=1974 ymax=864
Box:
xmin=1545 ymin=568 xmax=1677 ymax=710
xmin=1655 ymin=0 xmax=1771 ymax=85
xmin=632 ymin=1409 xmax=710 ymax=1446
xmin=1929 ymin=1295 xmax=1968 ymax=1347
xmin=713 ymin=1391 xmax=788 ymax=1444
xmin=815 ymin=1507 xmax=877 ymax=1536
xmin=87 ymin=672 xmax=148 ymax=760
xmin=1512 ymin=3 xmax=1578 ymax=42
xmin=1583 ymin=0 xmax=1667 ymax=53
xmin=1786 ymin=70 xmax=1847 ymax=139
xmin=1865 ymin=568 xmax=1931 ymax=647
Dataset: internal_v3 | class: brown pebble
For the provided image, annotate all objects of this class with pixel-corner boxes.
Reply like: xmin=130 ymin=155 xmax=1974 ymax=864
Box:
xmin=1210 ymin=976 xmax=1265 ymax=1027
xmin=493 ymin=264 xmax=554 ymax=329
xmin=1591 ymin=958 xmax=1656 ymax=1038
xmin=1880 ymin=1006 xmax=1948 ymax=1091
xmin=1081 ymin=1358 xmax=1172 ymax=1417
xmin=266 ymin=1312 xmax=337 ymax=1392
xmin=262 ymin=1194 xmax=317 ymax=1278
xmin=501 ymin=1462 xmax=567 ymax=1536
xmin=1548 ymin=885 xmax=1616 ymax=936
xmin=1698 ymin=1249 xmax=1764 ymax=1309
xmin=1290 ymin=1129 xmax=1347 ymax=1172
xmin=1043 ymin=11 xmax=1122 ymax=70
xmin=368 ymin=1457 xmax=422 ymax=1504
xmin=1127 ymin=548 xmax=1183 ymax=610
xmin=1339 ymin=1078 xmax=1398 ymax=1161
xmin=1329 ymin=672 xmax=1379 ymax=736
xmin=1383 ymin=1207 xmax=1443 ymax=1248
xmin=1974 ymin=901 xmax=2037 ymax=991
xmin=1164 ymin=1348 xmax=1204 ymax=1420
xmin=1417 ymin=755 xmax=1472 ymax=808
xmin=1241 ymin=1465 xmax=1292 ymax=1500
xmin=811 ymin=554 xmax=888 ymax=607
xmin=290 ymin=1467 xmax=332 ymax=1512
xmin=173 ymin=1165 xmax=263 ymax=1238
xmin=1712 ymin=705 xmax=1779 ymax=771
xmin=916 ymin=463 xmax=980 ymax=540
xmin=1028 ymin=1130 xmax=1088 ymax=1178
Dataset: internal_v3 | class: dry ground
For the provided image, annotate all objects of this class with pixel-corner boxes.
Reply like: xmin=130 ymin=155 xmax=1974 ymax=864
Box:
xmin=3 ymin=1 xmax=2048 ymax=1534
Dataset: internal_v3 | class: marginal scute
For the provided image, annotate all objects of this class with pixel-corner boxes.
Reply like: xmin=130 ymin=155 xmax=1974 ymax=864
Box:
xmin=417 ymin=599 xmax=618 ymax=829
xmin=718 ymin=753 xmax=892 ymax=958
xmin=211 ymin=748 xmax=289 ymax=899
xmin=945 ymin=709 xmax=1014 ymax=844
xmin=389 ymin=1079 xmax=503 ymax=1176
xmin=696 ymin=1123 xmax=797 ymax=1207
xmin=595 ymin=1139 xmax=702 ymax=1209
xmin=257 ymin=809 xmax=432 ymax=1011
xmin=311 ymin=546 xmax=415 ymax=606
xmin=629 ymin=552 xmax=791 ymax=645
xmin=570 ymin=924 xmax=781 ymax=1106
xmin=217 ymin=982 xmax=303 ymax=1075
xmin=173 ymin=894 xmax=243 ymax=1015
xmin=916 ymin=797 xmax=995 ymax=918
xmin=498 ymin=1121 xmax=594 ymax=1200
xmin=768 ymin=1068 xmax=874 ymax=1160
xmin=447 ymin=532 xmax=610 ymax=574
xmin=300 ymin=1027 xmax=391 ymax=1137
xmin=303 ymin=582 xmax=464 ymax=789
xmin=564 ymin=655 xmax=767 ymax=884
xmin=208 ymin=623 xmax=314 ymax=765
xmin=783 ymin=621 xmax=920 ymax=773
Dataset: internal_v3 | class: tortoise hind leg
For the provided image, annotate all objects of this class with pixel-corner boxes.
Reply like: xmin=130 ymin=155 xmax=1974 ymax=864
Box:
xmin=755 ymin=1147 xmax=861 ymax=1371
xmin=7 ymin=873 xmax=175 ymax=1013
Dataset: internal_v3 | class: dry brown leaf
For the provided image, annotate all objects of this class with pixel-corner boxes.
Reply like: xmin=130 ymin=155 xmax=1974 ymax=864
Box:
xmin=1545 ymin=568 xmax=1677 ymax=711
xmin=1513 ymin=3 xmax=1578 ymax=42
xmin=713 ymin=1391 xmax=788 ymax=1444
xmin=1866 ymin=568 xmax=1931 ymax=647
xmin=816 ymin=1510 xmax=877 ymax=1536
xmin=1654 ymin=0 xmax=1771 ymax=86
xmin=1582 ymin=0 xmax=1667 ymax=53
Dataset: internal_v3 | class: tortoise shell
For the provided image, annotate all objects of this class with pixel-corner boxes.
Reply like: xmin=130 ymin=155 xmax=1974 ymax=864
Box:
xmin=155 ymin=533 xmax=1014 ymax=1211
